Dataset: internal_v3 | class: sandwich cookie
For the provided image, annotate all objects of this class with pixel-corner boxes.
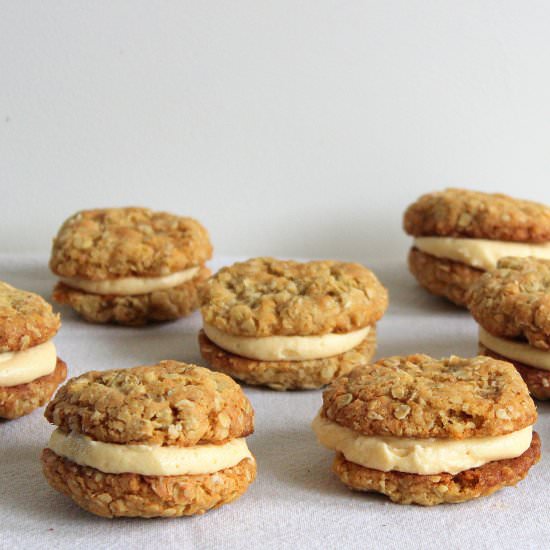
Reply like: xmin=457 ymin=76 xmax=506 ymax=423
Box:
xmin=50 ymin=207 xmax=212 ymax=325
xmin=198 ymin=257 xmax=388 ymax=390
xmin=41 ymin=361 xmax=256 ymax=518
xmin=404 ymin=189 xmax=550 ymax=306
xmin=312 ymin=354 xmax=540 ymax=505
xmin=0 ymin=282 xmax=66 ymax=419
xmin=467 ymin=257 xmax=550 ymax=400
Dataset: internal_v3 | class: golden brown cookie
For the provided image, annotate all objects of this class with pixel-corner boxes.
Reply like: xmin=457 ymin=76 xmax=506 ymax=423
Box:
xmin=198 ymin=327 xmax=377 ymax=391
xmin=0 ymin=358 xmax=67 ymax=419
xmin=333 ymin=432 xmax=541 ymax=506
xmin=321 ymin=354 xmax=536 ymax=439
xmin=52 ymin=266 xmax=210 ymax=326
xmin=42 ymin=361 xmax=256 ymax=518
xmin=201 ymin=257 xmax=388 ymax=337
xmin=41 ymin=449 xmax=256 ymax=518
xmin=480 ymin=345 xmax=550 ymax=401
xmin=403 ymin=189 xmax=550 ymax=306
xmin=404 ymin=188 xmax=550 ymax=242
xmin=0 ymin=282 xmax=66 ymax=419
xmin=0 ymin=282 xmax=60 ymax=352
xmin=407 ymin=248 xmax=483 ymax=306
xmin=199 ymin=258 xmax=388 ymax=390
xmin=49 ymin=207 xmax=212 ymax=325
xmin=50 ymin=208 xmax=212 ymax=279
xmin=313 ymin=354 xmax=539 ymax=505
xmin=467 ymin=257 xmax=550 ymax=350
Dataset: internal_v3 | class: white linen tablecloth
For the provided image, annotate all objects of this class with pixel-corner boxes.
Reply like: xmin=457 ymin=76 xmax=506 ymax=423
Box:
xmin=1 ymin=254 xmax=548 ymax=550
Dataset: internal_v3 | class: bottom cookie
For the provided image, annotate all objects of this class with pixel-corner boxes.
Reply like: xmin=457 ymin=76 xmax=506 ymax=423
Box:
xmin=41 ymin=448 xmax=257 ymax=518
xmin=480 ymin=344 xmax=550 ymax=401
xmin=0 ymin=358 xmax=67 ymax=419
xmin=408 ymin=247 xmax=483 ymax=307
xmin=53 ymin=267 xmax=210 ymax=326
xmin=332 ymin=431 xmax=540 ymax=506
xmin=198 ymin=327 xmax=377 ymax=391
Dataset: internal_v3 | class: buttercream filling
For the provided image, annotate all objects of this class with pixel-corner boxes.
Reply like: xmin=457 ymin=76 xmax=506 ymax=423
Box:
xmin=479 ymin=327 xmax=550 ymax=372
xmin=47 ymin=429 xmax=253 ymax=476
xmin=414 ymin=237 xmax=550 ymax=271
xmin=203 ymin=323 xmax=371 ymax=361
xmin=0 ymin=340 xmax=57 ymax=387
xmin=59 ymin=266 xmax=200 ymax=296
xmin=312 ymin=413 xmax=532 ymax=475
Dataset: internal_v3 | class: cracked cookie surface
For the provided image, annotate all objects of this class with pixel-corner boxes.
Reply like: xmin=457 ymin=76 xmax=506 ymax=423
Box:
xmin=404 ymin=188 xmax=550 ymax=242
xmin=321 ymin=354 xmax=536 ymax=439
xmin=467 ymin=257 xmax=550 ymax=350
xmin=45 ymin=361 xmax=254 ymax=446
xmin=50 ymin=207 xmax=212 ymax=279
xmin=201 ymin=257 xmax=388 ymax=337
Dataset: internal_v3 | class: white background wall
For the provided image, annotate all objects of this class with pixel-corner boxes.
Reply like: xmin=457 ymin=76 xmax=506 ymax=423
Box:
xmin=1 ymin=1 xmax=549 ymax=261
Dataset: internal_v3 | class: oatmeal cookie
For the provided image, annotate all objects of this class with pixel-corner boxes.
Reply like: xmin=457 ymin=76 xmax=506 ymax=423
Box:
xmin=0 ymin=358 xmax=66 ymax=419
xmin=333 ymin=432 xmax=541 ymax=506
xmin=50 ymin=207 xmax=212 ymax=279
xmin=408 ymin=248 xmax=483 ymax=306
xmin=41 ymin=449 xmax=256 ymax=518
xmin=198 ymin=327 xmax=377 ymax=391
xmin=200 ymin=257 xmax=388 ymax=337
xmin=45 ymin=361 xmax=254 ymax=446
xmin=42 ymin=361 xmax=256 ymax=518
xmin=321 ymin=354 xmax=536 ymax=439
xmin=0 ymin=282 xmax=60 ymax=352
xmin=52 ymin=266 xmax=210 ymax=326
xmin=404 ymin=188 xmax=550 ymax=242
xmin=467 ymin=257 xmax=550 ymax=350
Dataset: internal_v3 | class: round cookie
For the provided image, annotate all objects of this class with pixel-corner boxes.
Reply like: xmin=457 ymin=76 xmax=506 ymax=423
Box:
xmin=0 ymin=282 xmax=66 ymax=419
xmin=467 ymin=256 xmax=550 ymax=399
xmin=42 ymin=361 xmax=256 ymax=518
xmin=49 ymin=208 xmax=213 ymax=325
xmin=198 ymin=326 xmax=377 ymax=391
xmin=403 ymin=189 xmax=550 ymax=306
xmin=199 ymin=257 xmax=388 ymax=390
xmin=313 ymin=354 xmax=540 ymax=505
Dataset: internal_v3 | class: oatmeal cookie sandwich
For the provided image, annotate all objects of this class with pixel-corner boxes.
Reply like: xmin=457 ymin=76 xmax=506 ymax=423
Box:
xmin=199 ymin=257 xmax=388 ymax=390
xmin=42 ymin=361 xmax=256 ymax=518
xmin=0 ymin=282 xmax=66 ymax=419
xmin=404 ymin=189 xmax=550 ymax=306
xmin=50 ymin=207 xmax=212 ymax=325
xmin=312 ymin=354 xmax=540 ymax=505
xmin=467 ymin=257 xmax=550 ymax=400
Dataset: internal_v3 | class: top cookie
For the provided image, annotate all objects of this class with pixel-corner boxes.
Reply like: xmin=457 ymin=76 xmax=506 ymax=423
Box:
xmin=467 ymin=257 xmax=550 ymax=350
xmin=321 ymin=354 xmax=536 ymax=439
xmin=45 ymin=361 xmax=254 ymax=446
xmin=0 ymin=282 xmax=60 ymax=352
xmin=200 ymin=257 xmax=388 ymax=337
xmin=50 ymin=208 xmax=212 ymax=280
xmin=404 ymin=189 xmax=550 ymax=243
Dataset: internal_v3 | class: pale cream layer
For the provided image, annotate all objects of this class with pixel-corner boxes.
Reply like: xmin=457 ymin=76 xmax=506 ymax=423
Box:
xmin=0 ymin=340 xmax=57 ymax=387
xmin=59 ymin=266 xmax=200 ymax=296
xmin=47 ymin=429 xmax=253 ymax=475
xmin=414 ymin=237 xmax=550 ymax=271
xmin=203 ymin=323 xmax=370 ymax=361
xmin=479 ymin=327 xmax=550 ymax=372
xmin=312 ymin=413 xmax=532 ymax=475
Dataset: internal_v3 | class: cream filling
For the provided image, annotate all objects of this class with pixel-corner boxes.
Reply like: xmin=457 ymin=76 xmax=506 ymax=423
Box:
xmin=47 ymin=429 xmax=253 ymax=476
xmin=0 ymin=340 xmax=57 ymax=387
xmin=203 ymin=323 xmax=370 ymax=361
xmin=312 ymin=413 xmax=532 ymax=475
xmin=479 ymin=327 xmax=550 ymax=372
xmin=59 ymin=266 xmax=200 ymax=296
xmin=414 ymin=237 xmax=550 ymax=271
